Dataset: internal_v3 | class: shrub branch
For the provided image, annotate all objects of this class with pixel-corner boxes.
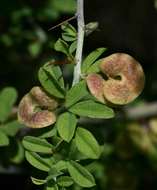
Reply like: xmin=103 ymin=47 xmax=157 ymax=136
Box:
xmin=72 ymin=0 xmax=85 ymax=86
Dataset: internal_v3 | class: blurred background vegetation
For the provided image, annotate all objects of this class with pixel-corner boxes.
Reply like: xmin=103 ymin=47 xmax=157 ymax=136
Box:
xmin=1 ymin=0 xmax=157 ymax=190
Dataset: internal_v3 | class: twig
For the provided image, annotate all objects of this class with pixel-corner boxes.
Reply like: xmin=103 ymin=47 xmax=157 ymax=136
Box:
xmin=48 ymin=15 xmax=77 ymax=31
xmin=124 ymin=102 xmax=157 ymax=120
xmin=72 ymin=0 xmax=85 ymax=86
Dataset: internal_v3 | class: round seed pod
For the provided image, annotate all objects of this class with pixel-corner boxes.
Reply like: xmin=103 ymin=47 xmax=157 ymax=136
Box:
xmin=30 ymin=86 xmax=58 ymax=110
xmin=100 ymin=53 xmax=145 ymax=105
xmin=18 ymin=87 xmax=57 ymax=128
xmin=87 ymin=53 xmax=145 ymax=105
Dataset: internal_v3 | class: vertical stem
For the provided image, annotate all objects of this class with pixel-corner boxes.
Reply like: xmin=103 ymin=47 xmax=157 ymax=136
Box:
xmin=72 ymin=0 xmax=85 ymax=86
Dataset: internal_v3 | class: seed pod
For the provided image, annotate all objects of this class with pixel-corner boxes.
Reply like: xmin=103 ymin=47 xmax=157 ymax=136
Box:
xmin=30 ymin=86 xmax=58 ymax=110
xmin=100 ymin=53 xmax=145 ymax=105
xmin=86 ymin=53 xmax=145 ymax=105
xmin=18 ymin=87 xmax=57 ymax=128
xmin=86 ymin=73 xmax=105 ymax=103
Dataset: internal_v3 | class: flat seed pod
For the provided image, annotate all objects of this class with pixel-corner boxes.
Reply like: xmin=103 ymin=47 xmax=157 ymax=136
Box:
xmin=18 ymin=87 xmax=57 ymax=128
xmin=100 ymin=53 xmax=145 ymax=105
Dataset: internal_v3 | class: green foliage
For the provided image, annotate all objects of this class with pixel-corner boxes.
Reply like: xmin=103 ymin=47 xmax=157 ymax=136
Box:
xmin=67 ymin=160 xmax=96 ymax=187
xmin=22 ymin=136 xmax=54 ymax=154
xmin=57 ymin=176 xmax=74 ymax=187
xmin=1 ymin=120 xmax=23 ymax=137
xmin=75 ymin=127 xmax=101 ymax=159
xmin=54 ymin=23 xmax=77 ymax=63
xmin=57 ymin=112 xmax=77 ymax=142
xmin=0 ymin=87 xmax=23 ymax=154
xmin=54 ymin=38 xmax=69 ymax=56
xmin=65 ymin=80 xmax=89 ymax=108
xmin=38 ymin=63 xmax=65 ymax=98
xmin=82 ymin=48 xmax=107 ymax=73
xmin=0 ymin=87 xmax=17 ymax=122
xmin=0 ymin=130 xmax=9 ymax=146
xmin=16 ymin=21 xmax=117 ymax=190
xmin=86 ymin=59 xmax=102 ymax=74
xmin=69 ymin=100 xmax=114 ymax=119
xmin=61 ymin=23 xmax=77 ymax=42
xmin=25 ymin=151 xmax=51 ymax=172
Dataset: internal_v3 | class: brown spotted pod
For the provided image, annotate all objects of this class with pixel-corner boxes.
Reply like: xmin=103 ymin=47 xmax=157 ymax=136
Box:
xmin=86 ymin=73 xmax=105 ymax=103
xmin=87 ymin=53 xmax=145 ymax=105
xmin=18 ymin=86 xmax=58 ymax=128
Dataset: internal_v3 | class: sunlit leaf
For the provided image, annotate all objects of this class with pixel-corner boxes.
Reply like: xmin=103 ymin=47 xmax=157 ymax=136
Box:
xmin=61 ymin=23 xmax=76 ymax=36
xmin=54 ymin=38 xmax=69 ymax=55
xmin=23 ymin=136 xmax=53 ymax=153
xmin=69 ymin=100 xmax=114 ymax=119
xmin=82 ymin=48 xmax=107 ymax=73
xmin=54 ymin=160 xmax=67 ymax=171
xmin=65 ymin=80 xmax=89 ymax=108
xmin=38 ymin=64 xmax=65 ymax=98
xmin=69 ymin=40 xmax=77 ymax=54
xmin=75 ymin=127 xmax=101 ymax=159
xmin=57 ymin=112 xmax=77 ymax=142
xmin=86 ymin=59 xmax=102 ymax=74
xmin=62 ymin=33 xmax=76 ymax=42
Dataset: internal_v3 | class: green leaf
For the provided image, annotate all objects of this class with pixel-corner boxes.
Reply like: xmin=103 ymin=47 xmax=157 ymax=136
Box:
xmin=75 ymin=127 xmax=101 ymax=159
xmin=35 ymin=126 xmax=57 ymax=138
xmin=31 ymin=177 xmax=46 ymax=185
xmin=43 ymin=63 xmax=64 ymax=88
xmin=47 ymin=168 xmax=63 ymax=179
xmin=67 ymin=160 xmax=95 ymax=187
xmin=68 ymin=140 xmax=88 ymax=160
xmin=57 ymin=176 xmax=73 ymax=187
xmin=54 ymin=38 xmax=69 ymax=55
xmin=54 ymin=160 xmax=67 ymax=171
xmin=28 ymin=41 xmax=42 ymax=58
xmin=25 ymin=151 xmax=51 ymax=172
xmin=82 ymin=48 xmax=107 ymax=73
xmin=57 ymin=112 xmax=77 ymax=142
xmin=61 ymin=23 xmax=76 ymax=36
xmin=38 ymin=64 xmax=65 ymax=98
xmin=69 ymin=40 xmax=77 ymax=54
xmin=23 ymin=136 xmax=53 ymax=153
xmin=0 ymin=87 xmax=17 ymax=122
xmin=65 ymin=80 xmax=89 ymax=108
xmin=85 ymin=22 xmax=99 ymax=36
xmin=1 ymin=120 xmax=23 ymax=137
xmin=86 ymin=59 xmax=102 ymax=74
xmin=46 ymin=181 xmax=58 ymax=190
xmin=62 ymin=33 xmax=76 ymax=42
xmin=69 ymin=100 xmax=114 ymax=119
xmin=10 ymin=140 xmax=25 ymax=164
xmin=0 ymin=130 xmax=9 ymax=146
